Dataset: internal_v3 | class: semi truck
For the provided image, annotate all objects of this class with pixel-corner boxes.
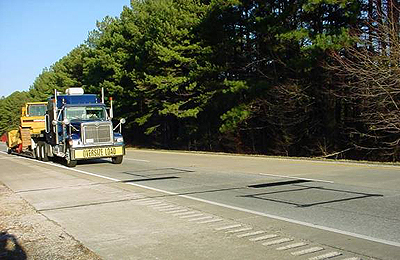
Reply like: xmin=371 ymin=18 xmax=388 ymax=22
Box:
xmin=7 ymin=87 xmax=125 ymax=167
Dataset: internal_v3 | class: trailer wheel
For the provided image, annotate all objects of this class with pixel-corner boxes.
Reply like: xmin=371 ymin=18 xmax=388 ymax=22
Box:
xmin=36 ymin=143 xmax=42 ymax=160
xmin=34 ymin=144 xmax=39 ymax=159
xmin=65 ymin=149 xmax=77 ymax=167
xmin=112 ymin=156 xmax=123 ymax=164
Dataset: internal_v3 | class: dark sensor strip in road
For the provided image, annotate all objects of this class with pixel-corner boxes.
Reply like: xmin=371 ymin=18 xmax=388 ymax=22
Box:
xmin=122 ymin=167 xmax=195 ymax=175
xmin=121 ymin=176 xmax=180 ymax=183
xmin=248 ymin=179 xmax=311 ymax=188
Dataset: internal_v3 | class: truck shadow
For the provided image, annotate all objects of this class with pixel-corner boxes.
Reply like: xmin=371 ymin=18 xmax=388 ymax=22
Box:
xmin=76 ymin=158 xmax=111 ymax=165
xmin=0 ymin=231 xmax=27 ymax=260
xmin=51 ymin=157 xmax=111 ymax=166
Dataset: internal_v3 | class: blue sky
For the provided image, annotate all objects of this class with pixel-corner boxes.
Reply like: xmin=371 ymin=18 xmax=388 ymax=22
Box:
xmin=0 ymin=0 xmax=130 ymax=98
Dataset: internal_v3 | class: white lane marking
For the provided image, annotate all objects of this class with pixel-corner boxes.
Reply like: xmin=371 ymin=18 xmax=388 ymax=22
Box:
xmin=164 ymin=208 xmax=188 ymax=213
xmin=153 ymin=205 xmax=179 ymax=210
xmin=188 ymin=216 xmax=213 ymax=222
xmin=173 ymin=211 xmax=198 ymax=216
xmin=237 ymin=231 xmax=264 ymax=238
xmin=197 ymin=218 xmax=223 ymax=224
xmin=180 ymin=213 xmax=204 ymax=219
xmin=249 ymin=234 xmax=278 ymax=241
xmin=262 ymin=238 xmax=293 ymax=246
xmin=132 ymin=196 xmax=147 ymax=200
xmin=136 ymin=198 xmax=157 ymax=204
xmin=341 ymin=258 xmax=361 ymax=260
xmin=291 ymin=247 xmax=324 ymax=256
xmin=11 ymin=152 xmax=399 ymax=248
xmin=164 ymin=209 xmax=189 ymax=214
xmin=150 ymin=203 xmax=170 ymax=208
xmin=226 ymin=227 xmax=252 ymax=233
xmin=215 ymin=224 xmax=242 ymax=231
xmin=259 ymin=173 xmax=334 ymax=184
xmin=276 ymin=242 xmax=307 ymax=251
xmin=124 ymin=158 xmax=150 ymax=163
xmin=155 ymin=207 xmax=179 ymax=211
xmin=139 ymin=201 xmax=164 ymax=206
xmin=308 ymin=252 xmax=342 ymax=260
xmin=127 ymin=149 xmax=400 ymax=170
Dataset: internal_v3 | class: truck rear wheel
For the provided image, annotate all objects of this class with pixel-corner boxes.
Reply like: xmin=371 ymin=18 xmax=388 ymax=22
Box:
xmin=112 ymin=156 xmax=123 ymax=164
xmin=40 ymin=143 xmax=49 ymax=162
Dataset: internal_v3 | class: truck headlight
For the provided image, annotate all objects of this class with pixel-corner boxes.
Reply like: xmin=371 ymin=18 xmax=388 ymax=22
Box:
xmin=69 ymin=138 xmax=80 ymax=147
xmin=116 ymin=137 xmax=124 ymax=143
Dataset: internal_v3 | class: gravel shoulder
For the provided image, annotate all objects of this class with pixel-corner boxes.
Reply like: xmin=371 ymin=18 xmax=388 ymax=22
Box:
xmin=0 ymin=182 xmax=101 ymax=260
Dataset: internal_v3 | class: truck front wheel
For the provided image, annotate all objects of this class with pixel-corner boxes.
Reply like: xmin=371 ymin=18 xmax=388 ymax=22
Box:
xmin=65 ymin=149 xmax=77 ymax=167
xmin=112 ymin=156 xmax=123 ymax=164
xmin=66 ymin=159 xmax=77 ymax=167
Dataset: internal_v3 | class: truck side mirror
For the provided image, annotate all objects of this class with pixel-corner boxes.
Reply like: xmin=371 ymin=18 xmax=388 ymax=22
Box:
xmin=120 ymin=118 xmax=126 ymax=124
xmin=52 ymin=120 xmax=58 ymax=126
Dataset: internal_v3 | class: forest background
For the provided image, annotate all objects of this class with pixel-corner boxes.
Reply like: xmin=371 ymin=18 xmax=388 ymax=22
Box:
xmin=1 ymin=0 xmax=400 ymax=162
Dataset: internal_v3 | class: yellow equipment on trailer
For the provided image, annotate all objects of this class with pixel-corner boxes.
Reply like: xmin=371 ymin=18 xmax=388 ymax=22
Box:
xmin=6 ymin=102 xmax=47 ymax=156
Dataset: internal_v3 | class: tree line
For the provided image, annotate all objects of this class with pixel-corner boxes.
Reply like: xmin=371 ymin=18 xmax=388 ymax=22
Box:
xmin=1 ymin=0 xmax=400 ymax=161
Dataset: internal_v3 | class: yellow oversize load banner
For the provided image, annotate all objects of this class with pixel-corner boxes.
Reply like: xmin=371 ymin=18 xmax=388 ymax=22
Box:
xmin=74 ymin=146 xmax=124 ymax=159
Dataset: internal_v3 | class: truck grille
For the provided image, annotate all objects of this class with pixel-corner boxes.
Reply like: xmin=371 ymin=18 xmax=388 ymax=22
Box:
xmin=82 ymin=122 xmax=112 ymax=144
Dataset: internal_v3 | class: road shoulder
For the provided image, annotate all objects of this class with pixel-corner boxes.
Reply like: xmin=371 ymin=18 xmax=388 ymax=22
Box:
xmin=0 ymin=182 xmax=101 ymax=260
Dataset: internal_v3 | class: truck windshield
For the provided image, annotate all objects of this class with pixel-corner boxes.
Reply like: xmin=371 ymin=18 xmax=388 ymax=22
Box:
xmin=28 ymin=104 xmax=46 ymax=116
xmin=65 ymin=106 xmax=107 ymax=121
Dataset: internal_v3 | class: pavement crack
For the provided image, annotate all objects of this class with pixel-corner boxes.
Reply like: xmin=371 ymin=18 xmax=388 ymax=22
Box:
xmin=37 ymin=196 xmax=152 ymax=212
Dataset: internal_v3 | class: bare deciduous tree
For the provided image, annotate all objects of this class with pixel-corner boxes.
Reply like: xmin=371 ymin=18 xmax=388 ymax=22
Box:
xmin=329 ymin=9 xmax=400 ymax=160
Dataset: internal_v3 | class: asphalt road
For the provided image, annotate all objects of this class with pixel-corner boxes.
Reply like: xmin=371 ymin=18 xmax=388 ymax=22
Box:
xmin=1 ymin=142 xmax=399 ymax=259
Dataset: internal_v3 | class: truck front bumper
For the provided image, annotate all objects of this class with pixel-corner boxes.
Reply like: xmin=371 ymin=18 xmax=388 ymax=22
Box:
xmin=71 ymin=145 xmax=125 ymax=160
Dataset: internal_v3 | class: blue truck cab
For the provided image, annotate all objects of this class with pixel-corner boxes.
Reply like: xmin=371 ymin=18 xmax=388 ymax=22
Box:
xmin=44 ymin=87 xmax=125 ymax=167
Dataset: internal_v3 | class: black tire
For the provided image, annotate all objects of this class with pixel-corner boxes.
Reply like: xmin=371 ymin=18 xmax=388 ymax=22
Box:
xmin=37 ymin=143 xmax=43 ymax=161
xmin=66 ymin=159 xmax=77 ymax=167
xmin=41 ymin=143 xmax=49 ymax=162
xmin=34 ymin=144 xmax=40 ymax=159
xmin=65 ymin=149 xmax=77 ymax=167
xmin=7 ymin=148 xmax=12 ymax=154
xmin=112 ymin=156 xmax=123 ymax=164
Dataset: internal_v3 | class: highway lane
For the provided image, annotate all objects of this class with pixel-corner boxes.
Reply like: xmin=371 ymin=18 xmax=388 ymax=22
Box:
xmin=1 ymin=142 xmax=400 ymax=259
xmin=79 ymin=149 xmax=400 ymax=244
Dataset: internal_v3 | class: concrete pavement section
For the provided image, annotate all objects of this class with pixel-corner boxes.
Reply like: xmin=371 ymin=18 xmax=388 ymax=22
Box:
xmin=0 ymin=182 xmax=100 ymax=259
xmin=0 ymin=144 xmax=399 ymax=259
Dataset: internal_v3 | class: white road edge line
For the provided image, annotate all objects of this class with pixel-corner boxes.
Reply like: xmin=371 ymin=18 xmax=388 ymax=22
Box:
xmin=3 ymin=151 xmax=400 ymax=248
